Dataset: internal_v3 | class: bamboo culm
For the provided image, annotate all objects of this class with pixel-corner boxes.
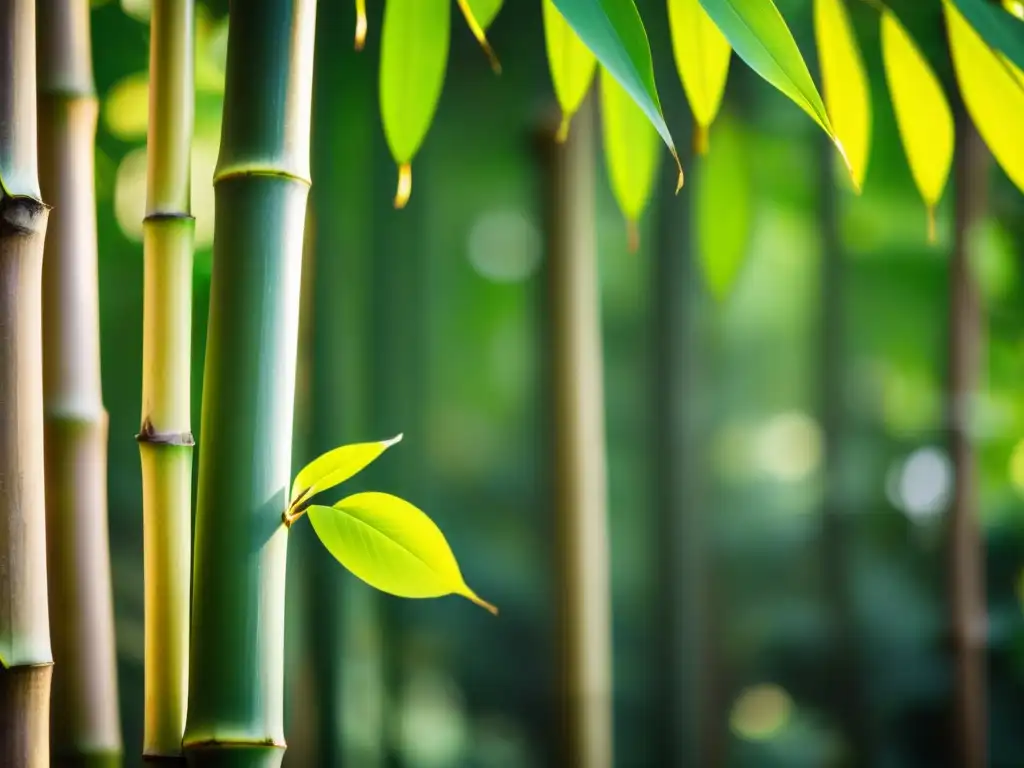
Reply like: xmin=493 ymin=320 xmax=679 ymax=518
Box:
xmin=183 ymin=2 xmax=317 ymax=766
xmin=35 ymin=1 xmax=122 ymax=762
xmin=138 ymin=0 xmax=195 ymax=761
xmin=0 ymin=4 xmax=53 ymax=765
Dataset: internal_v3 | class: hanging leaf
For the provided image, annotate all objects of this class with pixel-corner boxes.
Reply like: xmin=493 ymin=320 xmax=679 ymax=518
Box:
xmin=289 ymin=434 xmax=403 ymax=511
xmin=696 ymin=0 xmax=846 ymax=168
xmin=814 ymin=0 xmax=871 ymax=192
xmin=550 ymin=0 xmax=683 ymax=189
xmin=668 ymin=0 xmax=732 ymax=155
xmin=881 ymin=9 xmax=954 ymax=240
xmin=600 ymin=66 xmax=660 ymax=251
xmin=949 ymin=0 xmax=1024 ymax=72
xmin=696 ymin=115 xmax=751 ymax=300
xmin=355 ymin=0 xmax=367 ymax=50
xmin=308 ymin=492 xmax=498 ymax=614
xmin=456 ymin=0 xmax=502 ymax=73
xmin=945 ymin=0 xmax=1024 ymax=193
xmin=543 ymin=0 xmax=598 ymax=141
xmin=379 ymin=0 xmax=450 ymax=208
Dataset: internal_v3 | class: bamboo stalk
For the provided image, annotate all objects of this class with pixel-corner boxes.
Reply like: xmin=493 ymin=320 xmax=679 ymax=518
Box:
xmin=138 ymin=0 xmax=195 ymax=761
xmin=35 ymin=1 xmax=121 ymax=763
xmin=540 ymin=99 xmax=614 ymax=768
xmin=183 ymin=2 xmax=317 ymax=765
xmin=948 ymin=109 xmax=988 ymax=768
xmin=0 ymin=3 xmax=53 ymax=764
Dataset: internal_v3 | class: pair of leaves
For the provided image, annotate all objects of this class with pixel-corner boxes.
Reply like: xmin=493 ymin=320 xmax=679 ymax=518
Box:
xmin=288 ymin=435 xmax=496 ymax=614
xmin=378 ymin=0 xmax=502 ymax=208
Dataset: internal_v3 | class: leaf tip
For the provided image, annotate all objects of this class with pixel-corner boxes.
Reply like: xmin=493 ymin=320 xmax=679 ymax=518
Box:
xmin=671 ymin=148 xmax=684 ymax=193
xmin=457 ymin=0 xmax=502 ymax=74
xmin=465 ymin=588 xmax=499 ymax=616
xmin=354 ymin=0 xmax=367 ymax=51
xmin=927 ymin=205 xmax=937 ymax=244
xmin=394 ymin=163 xmax=412 ymax=209
xmin=627 ymin=219 xmax=640 ymax=254
xmin=556 ymin=114 xmax=571 ymax=143
xmin=382 ymin=432 xmax=404 ymax=449
xmin=693 ymin=124 xmax=709 ymax=156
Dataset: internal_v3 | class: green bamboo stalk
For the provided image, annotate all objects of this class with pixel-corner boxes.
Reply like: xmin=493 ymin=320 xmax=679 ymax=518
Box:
xmin=0 ymin=1 xmax=53 ymax=764
xmin=138 ymin=0 xmax=195 ymax=761
xmin=183 ymin=2 xmax=317 ymax=765
xmin=540 ymin=99 xmax=614 ymax=768
xmin=35 ymin=2 xmax=121 ymax=763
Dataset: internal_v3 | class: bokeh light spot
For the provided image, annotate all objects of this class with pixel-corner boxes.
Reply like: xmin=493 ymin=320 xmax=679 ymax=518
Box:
xmin=467 ymin=209 xmax=541 ymax=283
xmin=103 ymin=72 xmax=149 ymax=140
xmin=891 ymin=447 xmax=951 ymax=521
xmin=729 ymin=683 xmax=793 ymax=741
xmin=755 ymin=411 xmax=821 ymax=481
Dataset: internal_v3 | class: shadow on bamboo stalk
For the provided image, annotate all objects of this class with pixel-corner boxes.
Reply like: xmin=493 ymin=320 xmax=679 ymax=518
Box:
xmin=0 ymin=4 xmax=53 ymax=765
xmin=36 ymin=1 xmax=121 ymax=763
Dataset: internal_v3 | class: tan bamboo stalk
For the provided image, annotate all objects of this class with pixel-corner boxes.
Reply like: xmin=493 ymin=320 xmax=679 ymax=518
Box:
xmin=540 ymin=99 xmax=614 ymax=768
xmin=948 ymin=110 xmax=988 ymax=768
xmin=36 ymin=1 xmax=122 ymax=762
xmin=138 ymin=0 xmax=194 ymax=761
xmin=0 ymin=0 xmax=53 ymax=764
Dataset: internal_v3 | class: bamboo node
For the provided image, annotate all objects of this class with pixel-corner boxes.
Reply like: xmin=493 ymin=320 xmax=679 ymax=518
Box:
xmin=136 ymin=420 xmax=195 ymax=446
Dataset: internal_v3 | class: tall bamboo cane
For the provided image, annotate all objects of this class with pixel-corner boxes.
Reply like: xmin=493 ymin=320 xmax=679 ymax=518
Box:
xmin=138 ymin=0 xmax=194 ymax=761
xmin=0 ymin=1 xmax=53 ymax=764
xmin=183 ymin=2 xmax=317 ymax=765
xmin=36 ymin=1 xmax=122 ymax=763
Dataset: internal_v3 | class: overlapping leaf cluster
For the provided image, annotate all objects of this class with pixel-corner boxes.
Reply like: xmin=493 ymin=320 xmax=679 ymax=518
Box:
xmin=363 ymin=0 xmax=1022 ymax=299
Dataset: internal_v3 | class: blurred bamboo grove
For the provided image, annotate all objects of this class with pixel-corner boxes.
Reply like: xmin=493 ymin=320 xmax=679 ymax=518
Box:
xmin=0 ymin=0 xmax=1021 ymax=765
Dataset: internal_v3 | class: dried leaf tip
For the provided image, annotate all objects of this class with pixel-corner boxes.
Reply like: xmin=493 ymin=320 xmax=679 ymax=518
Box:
xmin=382 ymin=433 xmax=404 ymax=449
xmin=465 ymin=588 xmax=499 ymax=615
xmin=671 ymin=148 xmax=685 ymax=193
xmin=627 ymin=219 xmax=640 ymax=254
xmin=926 ymin=206 xmax=937 ymax=244
xmin=394 ymin=163 xmax=412 ymax=209
xmin=556 ymin=115 xmax=571 ymax=144
xmin=693 ymin=124 xmax=710 ymax=156
xmin=355 ymin=0 xmax=368 ymax=51
xmin=457 ymin=0 xmax=502 ymax=74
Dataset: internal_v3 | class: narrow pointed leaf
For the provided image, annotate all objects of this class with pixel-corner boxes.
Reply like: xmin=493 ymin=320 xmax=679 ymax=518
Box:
xmin=379 ymin=0 xmax=450 ymax=208
xmin=668 ymin=0 xmax=732 ymax=154
xmin=551 ymin=0 xmax=683 ymax=187
xmin=308 ymin=492 xmax=497 ymax=614
xmin=946 ymin=0 xmax=1024 ymax=193
xmin=950 ymin=0 xmax=1024 ymax=72
xmin=697 ymin=0 xmax=843 ymax=158
xmin=290 ymin=434 xmax=403 ymax=508
xmin=457 ymin=0 xmax=502 ymax=73
xmin=696 ymin=115 xmax=751 ymax=300
xmin=543 ymin=0 xmax=598 ymax=140
xmin=600 ymin=66 xmax=660 ymax=248
xmin=881 ymin=9 xmax=954 ymax=236
xmin=814 ymin=0 xmax=871 ymax=191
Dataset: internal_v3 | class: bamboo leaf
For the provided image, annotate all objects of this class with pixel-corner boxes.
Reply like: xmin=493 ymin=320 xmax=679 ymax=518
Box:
xmin=379 ymin=0 xmax=450 ymax=208
xmin=696 ymin=0 xmax=844 ymax=162
xmin=600 ymin=66 xmax=660 ymax=250
xmin=881 ymin=9 xmax=954 ymax=239
xmin=543 ymin=0 xmax=598 ymax=141
xmin=289 ymin=434 xmax=403 ymax=509
xmin=668 ymin=0 xmax=732 ymax=155
xmin=945 ymin=0 xmax=1024 ymax=193
xmin=814 ymin=0 xmax=871 ymax=191
xmin=949 ymin=0 xmax=1024 ymax=72
xmin=308 ymin=492 xmax=498 ymax=614
xmin=551 ymin=0 xmax=683 ymax=188
xmin=696 ymin=115 xmax=751 ymax=300
xmin=456 ymin=0 xmax=502 ymax=73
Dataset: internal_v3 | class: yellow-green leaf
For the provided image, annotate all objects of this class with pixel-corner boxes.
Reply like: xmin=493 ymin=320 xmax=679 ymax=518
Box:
xmin=308 ymin=492 xmax=497 ymax=614
xmin=379 ymin=0 xmax=450 ymax=208
xmin=881 ymin=9 xmax=954 ymax=239
xmin=600 ymin=66 xmax=660 ymax=249
xmin=667 ymin=0 xmax=732 ymax=154
xmin=543 ymin=0 xmax=598 ymax=140
xmin=945 ymin=0 xmax=1024 ymax=193
xmin=457 ymin=0 xmax=502 ymax=73
xmin=355 ymin=0 xmax=367 ymax=50
xmin=696 ymin=115 xmax=751 ymax=300
xmin=814 ymin=0 xmax=871 ymax=191
xmin=289 ymin=434 xmax=403 ymax=509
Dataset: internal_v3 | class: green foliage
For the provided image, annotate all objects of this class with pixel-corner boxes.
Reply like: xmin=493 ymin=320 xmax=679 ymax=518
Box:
xmin=550 ymin=0 xmax=682 ymax=187
xmin=308 ymin=493 xmax=497 ymax=613
xmin=949 ymin=0 xmax=1024 ymax=72
xmin=289 ymin=434 xmax=403 ymax=510
xmin=542 ymin=0 xmax=598 ymax=140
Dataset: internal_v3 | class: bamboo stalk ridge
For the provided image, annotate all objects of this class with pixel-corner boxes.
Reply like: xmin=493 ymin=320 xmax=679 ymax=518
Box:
xmin=138 ymin=0 xmax=195 ymax=760
xmin=541 ymin=100 xmax=614 ymax=768
xmin=0 ymin=1 xmax=53 ymax=765
xmin=35 ymin=1 xmax=122 ymax=763
xmin=184 ymin=1 xmax=317 ymax=765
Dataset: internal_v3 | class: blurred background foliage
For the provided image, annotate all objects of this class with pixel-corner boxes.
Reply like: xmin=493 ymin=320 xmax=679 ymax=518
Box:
xmin=88 ymin=0 xmax=1024 ymax=765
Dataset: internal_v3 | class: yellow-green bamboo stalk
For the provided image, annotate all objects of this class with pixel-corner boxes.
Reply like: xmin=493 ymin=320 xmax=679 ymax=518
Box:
xmin=183 ymin=2 xmax=317 ymax=765
xmin=540 ymin=99 xmax=614 ymax=768
xmin=138 ymin=0 xmax=195 ymax=761
xmin=36 ymin=1 xmax=121 ymax=763
xmin=0 ymin=1 xmax=53 ymax=764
